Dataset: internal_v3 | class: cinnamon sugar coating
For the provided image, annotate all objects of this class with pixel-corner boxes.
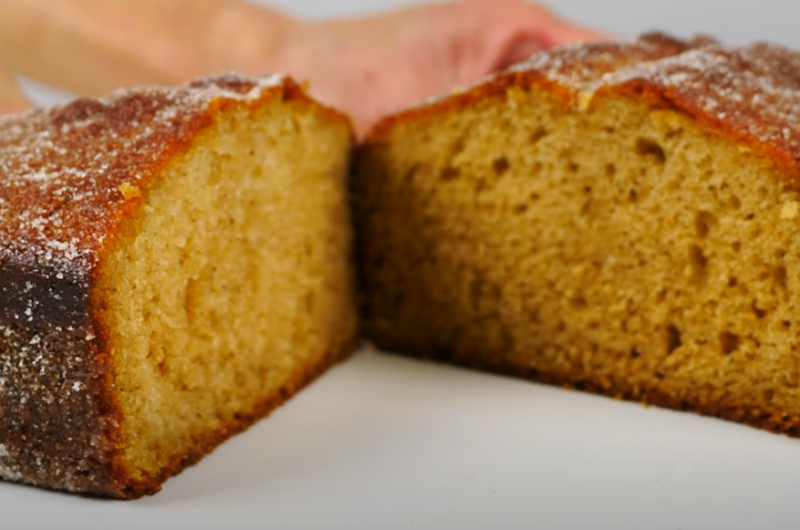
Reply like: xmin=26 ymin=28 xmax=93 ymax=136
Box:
xmin=0 ymin=73 xmax=286 ymax=278
xmin=600 ymin=41 xmax=800 ymax=177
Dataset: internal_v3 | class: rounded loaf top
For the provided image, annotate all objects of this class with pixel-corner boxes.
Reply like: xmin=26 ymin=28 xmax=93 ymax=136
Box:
xmin=0 ymin=73 xmax=298 ymax=277
xmin=368 ymin=32 xmax=800 ymax=180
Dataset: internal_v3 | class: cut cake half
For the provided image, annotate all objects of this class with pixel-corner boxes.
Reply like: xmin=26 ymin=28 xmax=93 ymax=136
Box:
xmin=0 ymin=74 xmax=356 ymax=498
xmin=354 ymin=33 xmax=800 ymax=435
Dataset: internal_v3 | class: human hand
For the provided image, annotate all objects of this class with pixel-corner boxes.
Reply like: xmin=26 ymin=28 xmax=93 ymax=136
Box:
xmin=0 ymin=0 xmax=608 ymax=132
xmin=271 ymin=0 xmax=608 ymax=134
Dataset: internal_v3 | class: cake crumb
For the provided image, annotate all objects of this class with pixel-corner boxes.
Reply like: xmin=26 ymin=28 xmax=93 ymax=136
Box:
xmin=781 ymin=201 xmax=798 ymax=219
xmin=119 ymin=182 xmax=142 ymax=201
xmin=577 ymin=90 xmax=594 ymax=112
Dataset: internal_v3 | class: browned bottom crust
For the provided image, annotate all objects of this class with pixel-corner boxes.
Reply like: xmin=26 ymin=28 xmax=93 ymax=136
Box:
xmin=374 ymin=343 xmax=800 ymax=438
xmin=112 ymin=342 xmax=355 ymax=500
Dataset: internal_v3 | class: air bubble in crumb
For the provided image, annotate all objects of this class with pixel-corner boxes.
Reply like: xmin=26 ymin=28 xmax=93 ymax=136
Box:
xmin=781 ymin=201 xmax=798 ymax=219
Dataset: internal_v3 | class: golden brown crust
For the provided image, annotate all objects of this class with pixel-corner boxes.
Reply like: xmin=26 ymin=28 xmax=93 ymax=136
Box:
xmin=0 ymin=319 xmax=116 ymax=494
xmin=0 ymin=73 xmax=352 ymax=497
xmin=366 ymin=32 xmax=800 ymax=181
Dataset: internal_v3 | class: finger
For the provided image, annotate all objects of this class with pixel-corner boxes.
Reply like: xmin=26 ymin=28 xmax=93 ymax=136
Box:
xmin=0 ymin=68 xmax=30 ymax=116
xmin=530 ymin=5 xmax=615 ymax=47
xmin=498 ymin=24 xmax=613 ymax=69
xmin=469 ymin=0 xmax=615 ymax=74
xmin=499 ymin=37 xmax=549 ymax=69
xmin=491 ymin=0 xmax=613 ymax=46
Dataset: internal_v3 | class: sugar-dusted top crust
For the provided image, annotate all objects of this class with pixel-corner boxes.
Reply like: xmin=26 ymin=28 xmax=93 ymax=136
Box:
xmin=597 ymin=41 xmax=800 ymax=176
xmin=508 ymin=32 xmax=712 ymax=91
xmin=0 ymin=73 xmax=350 ymax=283
xmin=366 ymin=32 xmax=800 ymax=178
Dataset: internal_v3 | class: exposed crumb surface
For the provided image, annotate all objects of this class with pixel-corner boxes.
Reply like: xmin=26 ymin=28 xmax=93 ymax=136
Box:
xmin=356 ymin=33 xmax=800 ymax=435
xmin=98 ymin=97 xmax=356 ymax=492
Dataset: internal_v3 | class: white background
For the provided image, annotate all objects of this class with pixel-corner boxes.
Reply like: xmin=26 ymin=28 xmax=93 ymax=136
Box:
xmin=9 ymin=1 xmax=800 ymax=529
xmin=268 ymin=0 xmax=800 ymax=46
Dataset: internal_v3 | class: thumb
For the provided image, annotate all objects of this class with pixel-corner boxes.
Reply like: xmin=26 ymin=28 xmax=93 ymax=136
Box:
xmin=0 ymin=68 xmax=30 ymax=116
xmin=499 ymin=22 xmax=613 ymax=68
xmin=462 ymin=0 xmax=613 ymax=75
xmin=534 ymin=8 xmax=614 ymax=48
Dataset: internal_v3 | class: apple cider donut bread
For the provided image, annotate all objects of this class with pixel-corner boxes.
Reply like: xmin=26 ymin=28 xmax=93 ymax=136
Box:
xmin=353 ymin=33 xmax=800 ymax=435
xmin=0 ymin=74 xmax=356 ymax=498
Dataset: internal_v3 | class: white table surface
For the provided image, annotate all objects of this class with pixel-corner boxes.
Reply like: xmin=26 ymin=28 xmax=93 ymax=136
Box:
xmin=4 ymin=350 xmax=800 ymax=530
xmin=10 ymin=1 xmax=800 ymax=529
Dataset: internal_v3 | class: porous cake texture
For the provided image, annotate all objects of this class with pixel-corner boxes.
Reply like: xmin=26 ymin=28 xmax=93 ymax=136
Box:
xmin=0 ymin=74 xmax=356 ymax=498
xmin=354 ymin=33 xmax=800 ymax=435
